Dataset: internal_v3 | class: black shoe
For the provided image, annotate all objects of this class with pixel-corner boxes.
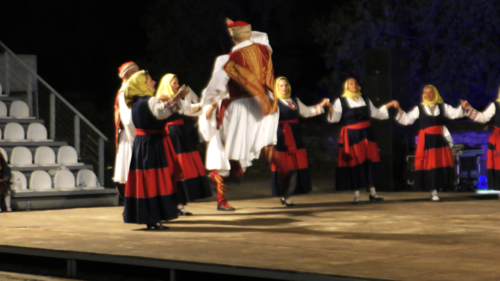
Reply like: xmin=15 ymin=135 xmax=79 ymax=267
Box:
xmin=147 ymin=223 xmax=168 ymax=230
xmin=217 ymin=204 xmax=235 ymax=211
xmin=369 ymin=194 xmax=384 ymax=202
xmin=178 ymin=208 xmax=193 ymax=216
xmin=280 ymin=198 xmax=294 ymax=207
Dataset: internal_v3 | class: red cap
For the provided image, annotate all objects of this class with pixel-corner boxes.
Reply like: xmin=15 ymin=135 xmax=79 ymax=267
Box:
xmin=118 ymin=61 xmax=136 ymax=73
xmin=227 ymin=21 xmax=249 ymax=28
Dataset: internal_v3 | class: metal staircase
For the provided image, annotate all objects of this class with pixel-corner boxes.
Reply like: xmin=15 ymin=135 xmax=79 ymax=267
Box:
xmin=0 ymin=41 xmax=118 ymax=210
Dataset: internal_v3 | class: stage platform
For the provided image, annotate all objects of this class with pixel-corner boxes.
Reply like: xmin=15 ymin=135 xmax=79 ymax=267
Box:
xmin=1 ymin=184 xmax=500 ymax=281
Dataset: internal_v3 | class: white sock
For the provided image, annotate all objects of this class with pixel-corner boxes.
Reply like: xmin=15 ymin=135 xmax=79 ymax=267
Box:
xmin=5 ymin=193 xmax=11 ymax=212
xmin=431 ymin=190 xmax=438 ymax=197
xmin=177 ymin=204 xmax=184 ymax=210
xmin=369 ymin=187 xmax=377 ymax=196
xmin=354 ymin=190 xmax=360 ymax=198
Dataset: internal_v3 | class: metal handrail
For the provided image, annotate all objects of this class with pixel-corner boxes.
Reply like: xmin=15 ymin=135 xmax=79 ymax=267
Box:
xmin=0 ymin=40 xmax=108 ymax=141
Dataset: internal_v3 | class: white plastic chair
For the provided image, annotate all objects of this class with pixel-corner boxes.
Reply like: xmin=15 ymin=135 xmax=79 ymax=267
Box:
xmin=4 ymin=122 xmax=27 ymax=142
xmin=10 ymin=146 xmax=36 ymax=167
xmin=0 ymin=147 xmax=8 ymax=163
xmin=57 ymin=146 xmax=84 ymax=166
xmin=76 ymin=169 xmax=101 ymax=189
xmin=9 ymin=100 xmax=33 ymax=118
xmin=34 ymin=146 xmax=60 ymax=166
xmin=0 ymin=101 xmax=9 ymax=118
xmin=55 ymin=170 xmax=78 ymax=191
xmin=30 ymin=170 xmax=55 ymax=192
xmin=27 ymin=123 xmax=53 ymax=142
xmin=11 ymin=171 xmax=29 ymax=192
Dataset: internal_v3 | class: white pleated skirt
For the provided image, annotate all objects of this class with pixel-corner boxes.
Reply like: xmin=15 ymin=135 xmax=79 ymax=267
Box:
xmin=113 ymin=132 xmax=134 ymax=184
xmin=222 ymin=97 xmax=279 ymax=168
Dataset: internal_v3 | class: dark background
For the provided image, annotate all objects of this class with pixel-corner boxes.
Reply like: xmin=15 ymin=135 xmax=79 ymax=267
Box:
xmin=1 ymin=0 xmax=500 ymax=170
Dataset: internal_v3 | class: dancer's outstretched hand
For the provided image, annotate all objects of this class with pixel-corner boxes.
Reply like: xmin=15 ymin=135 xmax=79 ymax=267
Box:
xmin=460 ymin=99 xmax=472 ymax=110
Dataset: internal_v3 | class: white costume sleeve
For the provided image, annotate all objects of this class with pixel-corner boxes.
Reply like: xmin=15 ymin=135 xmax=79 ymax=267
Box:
xmin=118 ymin=93 xmax=132 ymax=126
xmin=250 ymin=31 xmax=272 ymax=53
xmin=396 ymin=106 xmax=420 ymax=125
xmin=369 ymin=99 xmax=389 ymax=120
xmin=148 ymin=97 xmax=172 ymax=119
xmin=296 ymin=98 xmax=324 ymax=118
xmin=327 ymin=98 xmax=343 ymax=123
xmin=198 ymin=104 xmax=219 ymax=142
xmin=443 ymin=103 xmax=464 ymax=119
xmin=471 ymin=103 xmax=495 ymax=123
xmin=443 ymin=126 xmax=454 ymax=147
xmin=199 ymin=55 xmax=230 ymax=107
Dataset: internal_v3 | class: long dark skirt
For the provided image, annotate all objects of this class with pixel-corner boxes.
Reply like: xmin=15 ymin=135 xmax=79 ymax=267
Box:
xmin=124 ymin=133 xmax=178 ymax=224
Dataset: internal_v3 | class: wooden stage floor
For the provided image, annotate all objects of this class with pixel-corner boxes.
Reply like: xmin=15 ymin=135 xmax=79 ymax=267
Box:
xmin=1 ymin=190 xmax=500 ymax=281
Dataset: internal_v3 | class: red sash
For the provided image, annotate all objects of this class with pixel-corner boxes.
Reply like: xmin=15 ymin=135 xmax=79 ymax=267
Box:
xmin=135 ymin=129 xmax=163 ymax=136
xmin=339 ymin=121 xmax=371 ymax=157
xmin=164 ymin=119 xmax=185 ymax=134
xmin=279 ymin=119 xmax=299 ymax=154
xmin=416 ymin=126 xmax=444 ymax=162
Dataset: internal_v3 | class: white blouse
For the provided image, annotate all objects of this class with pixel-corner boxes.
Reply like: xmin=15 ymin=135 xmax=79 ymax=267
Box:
xmin=469 ymin=103 xmax=496 ymax=123
xmin=396 ymin=104 xmax=464 ymax=125
xmin=279 ymin=98 xmax=324 ymax=118
xmin=327 ymin=97 xmax=389 ymax=123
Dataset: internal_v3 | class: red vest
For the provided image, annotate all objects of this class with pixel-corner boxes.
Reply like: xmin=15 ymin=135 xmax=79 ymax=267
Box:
xmin=223 ymin=43 xmax=277 ymax=115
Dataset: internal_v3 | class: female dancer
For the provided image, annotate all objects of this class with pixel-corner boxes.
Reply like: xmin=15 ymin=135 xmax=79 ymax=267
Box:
xmin=271 ymin=77 xmax=331 ymax=206
xmin=461 ymin=87 xmax=500 ymax=190
xmin=123 ymin=70 xmax=179 ymax=230
xmin=156 ymin=74 xmax=212 ymax=216
xmin=395 ymin=85 xmax=464 ymax=201
xmin=328 ymin=78 xmax=398 ymax=203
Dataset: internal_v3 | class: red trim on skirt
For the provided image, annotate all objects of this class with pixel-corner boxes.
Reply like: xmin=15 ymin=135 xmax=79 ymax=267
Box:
xmin=271 ymin=149 xmax=308 ymax=172
xmin=125 ymin=167 xmax=174 ymax=198
xmin=414 ymin=147 xmax=454 ymax=170
xmin=337 ymin=139 xmax=380 ymax=167
xmin=164 ymin=120 xmax=207 ymax=182
xmin=339 ymin=121 xmax=372 ymax=158
xmin=279 ymin=119 xmax=299 ymax=153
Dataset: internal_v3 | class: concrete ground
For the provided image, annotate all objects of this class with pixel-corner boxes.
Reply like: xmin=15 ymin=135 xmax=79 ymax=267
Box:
xmin=1 ymin=175 xmax=500 ymax=281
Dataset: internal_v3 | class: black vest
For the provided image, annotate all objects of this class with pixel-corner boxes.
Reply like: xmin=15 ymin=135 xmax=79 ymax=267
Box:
xmin=340 ymin=96 xmax=371 ymax=126
xmin=418 ymin=104 xmax=445 ymax=129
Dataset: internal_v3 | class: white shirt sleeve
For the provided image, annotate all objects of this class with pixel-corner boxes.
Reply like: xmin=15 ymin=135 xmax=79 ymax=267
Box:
xmin=368 ymin=99 xmax=389 ymax=120
xmin=443 ymin=103 xmax=464 ymax=119
xmin=327 ymin=98 xmax=343 ymax=123
xmin=148 ymin=97 xmax=172 ymax=119
xmin=178 ymin=99 xmax=203 ymax=117
xmin=199 ymin=55 xmax=230 ymax=107
xmin=118 ymin=93 xmax=132 ymax=126
xmin=250 ymin=31 xmax=272 ymax=53
xmin=296 ymin=98 xmax=323 ymax=118
xmin=443 ymin=126 xmax=454 ymax=147
xmin=472 ymin=103 xmax=496 ymax=123
xmin=396 ymin=106 xmax=420 ymax=125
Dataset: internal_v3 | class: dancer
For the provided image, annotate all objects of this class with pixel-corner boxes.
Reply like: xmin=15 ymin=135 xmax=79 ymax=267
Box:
xmin=113 ymin=61 xmax=139 ymax=197
xmin=123 ymin=70 xmax=181 ymax=230
xmin=0 ymin=151 xmax=12 ymax=212
xmin=156 ymin=74 xmax=212 ymax=216
xmin=395 ymin=85 xmax=464 ymax=201
xmin=271 ymin=77 xmax=331 ymax=206
xmin=200 ymin=18 xmax=296 ymax=200
xmin=461 ymin=87 xmax=500 ymax=190
xmin=328 ymin=78 xmax=398 ymax=203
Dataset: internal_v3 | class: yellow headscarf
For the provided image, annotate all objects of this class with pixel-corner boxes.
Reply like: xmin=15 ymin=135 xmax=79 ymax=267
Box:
xmin=124 ymin=70 xmax=155 ymax=108
xmin=341 ymin=78 xmax=362 ymax=98
xmin=496 ymin=85 xmax=500 ymax=103
xmin=421 ymin=84 xmax=444 ymax=106
xmin=274 ymin=76 xmax=292 ymax=99
xmin=156 ymin=73 xmax=177 ymax=99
